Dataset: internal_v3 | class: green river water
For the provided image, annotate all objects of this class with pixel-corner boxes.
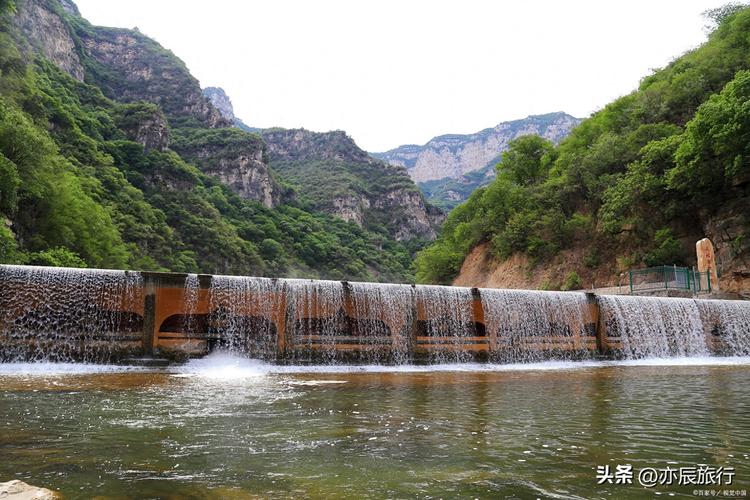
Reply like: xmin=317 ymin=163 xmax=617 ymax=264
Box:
xmin=1 ymin=354 xmax=749 ymax=499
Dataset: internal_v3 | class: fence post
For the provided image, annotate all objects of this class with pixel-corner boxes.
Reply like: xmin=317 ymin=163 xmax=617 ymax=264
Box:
xmin=664 ymin=267 xmax=668 ymax=290
xmin=629 ymin=271 xmax=633 ymax=294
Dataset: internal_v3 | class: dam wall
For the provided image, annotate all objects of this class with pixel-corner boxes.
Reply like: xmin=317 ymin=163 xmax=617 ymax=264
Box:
xmin=0 ymin=265 xmax=748 ymax=363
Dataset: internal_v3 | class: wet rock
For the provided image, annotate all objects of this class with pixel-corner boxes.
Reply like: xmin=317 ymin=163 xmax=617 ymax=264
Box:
xmin=0 ymin=480 xmax=61 ymax=499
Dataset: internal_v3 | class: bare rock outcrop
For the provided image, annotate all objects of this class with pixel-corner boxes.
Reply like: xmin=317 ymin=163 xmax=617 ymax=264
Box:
xmin=12 ymin=0 xmax=84 ymax=80
xmin=262 ymin=128 xmax=441 ymax=240
xmin=0 ymin=480 xmax=61 ymax=499
xmin=702 ymin=197 xmax=750 ymax=297
xmin=114 ymin=103 xmax=170 ymax=152
xmin=172 ymin=129 xmax=279 ymax=208
xmin=375 ymin=112 xmax=581 ymax=183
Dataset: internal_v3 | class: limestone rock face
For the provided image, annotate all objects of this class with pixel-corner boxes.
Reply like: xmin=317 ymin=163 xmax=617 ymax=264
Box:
xmin=116 ymin=106 xmax=170 ymax=152
xmin=57 ymin=0 xmax=80 ymax=15
xmin=262 ymin=129 xmax=441 ymax=240
xmin=13 ymin=0 xmax=85 ymax=81
xmin=77 ymin=29 xmax=227 ymax=128
xmin=702 ymin=198 xmax=750 ymax=297
xmin=373 ymin=188 xmax=443 ymax=241
xmin=202 ymin=87 xmax=235 ymax=122
xmin=375 ymin=112 xmax=581 ymax=183
xmin=205 ymin=151 xmax=277 ymax=208
xmin=330 ymin=194 xmax=370 ymax=225
xmin=172 ymin=130 xmax=280 ymax=208
xmin=0 ymin=480 xmax=61 ymax=499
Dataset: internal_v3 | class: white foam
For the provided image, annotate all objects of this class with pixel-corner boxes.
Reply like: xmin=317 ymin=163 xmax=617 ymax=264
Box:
xmin=612 ymin=356 xmax=750 ymax=367
xmin=3 ymin=352 xmax=750 ymax=377
xmin=0 ymin=362 xmax=148 ymax=375
xmin=173 ymin=351 xmax=272 ymax=379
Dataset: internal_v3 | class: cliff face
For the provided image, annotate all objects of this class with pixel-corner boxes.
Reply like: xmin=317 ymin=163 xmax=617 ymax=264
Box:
xmin=202 ymin=87 xmax=235 ymax=122
xmin=10 ymin=0 xmax=281 ymax=208
xmin=374 ymin=113 xmax=581 ymax=209
xmin=114 ymin=103 xmax=170 ymax=152
xmin=12 ymin=0 xmax=84 ymax=80
xmin=171 ymin=129 xmax=280 ymax=208
xmin=73 ymin=25 xmax=227 ymax=128
xmin=262 ymin=129 xmax=442 ymax=240
xmin=376 ymin=113 xmax=581 ymax=183
xmin=702 ymin=197 xmax=750 ymax=296
xmin=0 ymin=0 xmax=426 ymax=281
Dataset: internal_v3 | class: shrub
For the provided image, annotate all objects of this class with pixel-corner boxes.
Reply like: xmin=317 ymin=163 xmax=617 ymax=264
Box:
xmin=643 ymin=228 xmax=688 ymax=266
xmin=561 ymin=271 xmax=582 ymax=291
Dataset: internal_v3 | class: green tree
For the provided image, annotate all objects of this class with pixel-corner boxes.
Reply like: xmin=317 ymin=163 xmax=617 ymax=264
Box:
xmin=27 ymin=247 xmax=87 ymax=268
xmin=497 ymin=135 xmax=555 ymax=186
xmin=671 ymin=70 xmax=750 ymax=198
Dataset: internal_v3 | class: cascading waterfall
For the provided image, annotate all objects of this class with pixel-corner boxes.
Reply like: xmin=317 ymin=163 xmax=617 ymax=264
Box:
xmin=0 ymin=264 xmax=143 ymax=362
xmin=412 ymin=284 xmax=477 ymax=363
xmin=207 ymin=275 xmax=283 ymax=358
xmin=284 ymin=279 xmax=346 ymax=363
xmin=598 ymin=295 xmax=708 ymax=358
xmin=182 ymin=273 xmax=200 ymax=335
xmin=480 ymin=289 xmax=592 ymax=362
xmin=1 ymin=263 xmax=749 ymax=364
xmin=696 ymin=299 xmax=750 ymax=355
xmin=348 ymin=282 xmax=415 ymax=364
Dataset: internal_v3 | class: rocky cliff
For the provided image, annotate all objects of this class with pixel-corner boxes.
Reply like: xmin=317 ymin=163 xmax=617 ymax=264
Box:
xmin=113 ymin=102 xmax=170 ymax=152
xmin=702 ymin=197 xmax=750 ymax=296
xmin=202 ymin=86 xmax=235 ymax=122
xmin=0 ymin=0 xmax=425 ymax=281
xmin=374 ymin=113 xmax=581 ymax=208
xmin=10 ymin=0 xmax=226 ymax=129
xmin=70 ymin=20 xmax=227 ymax=128
xmin=376 ymin=112 xmax=580 ymax=182
xmin=11 ymin=0 xmax=84 ymax=80
xmin=262 ymin=129 xmax=442 ymax=240
xmin=172 ymin=128 xmax=280 ymax=208
xmin=22 ymin=0 xmax=281 ymax=207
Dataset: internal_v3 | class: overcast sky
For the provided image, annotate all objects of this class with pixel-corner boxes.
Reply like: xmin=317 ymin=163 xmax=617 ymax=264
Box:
xmin=74 ymin=0 xmax=727 ymax=152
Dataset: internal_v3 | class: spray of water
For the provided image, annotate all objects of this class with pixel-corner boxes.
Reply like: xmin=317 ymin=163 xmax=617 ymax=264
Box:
xmin=0 ymin=265 xmax=143 ymax=362
xmin=696 ymin=298 xmax=750 ymax=355
xmin=2 ymin=264 xmax=750 ymax=365
xmin=598 ymin=295 xmax=708 ymax=358
xmin=480 ymin=289 xmax=592 ymax=362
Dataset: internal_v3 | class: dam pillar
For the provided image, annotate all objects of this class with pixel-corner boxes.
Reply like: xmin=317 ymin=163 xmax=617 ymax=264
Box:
xmin=585 ymin=292 xmax=606 ymax=355
xmin=471 ymin=287 xmax=488 ymax=340
xmin=696 ymin=238 xmax=719 ymax=292
xmin=142 ymin=273 xmax=158 ymax=355
xmin=408 ymin=284 xmax=418 ymax=359
xmin=275 ymin=279 xmax=288 ymax=360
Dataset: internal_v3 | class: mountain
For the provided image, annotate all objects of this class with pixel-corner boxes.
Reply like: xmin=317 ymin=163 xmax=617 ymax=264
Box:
xmin=202 ymin=86 xmax=258 ymax=132
xmin=373 ymin=113 xmax=581 ymax=209
xmin=201 ymin=86 xmax=442 ymax=240
xmin=415 ymin=5 xmax=750 ymax=296
xmin=202 ymin=86 xmax=235 ymax=121
xmin=0 ymin=0 xmax=432 ymax=282
xmin=201 ymin=85 xmax=442 ymax=240
xmin=261 ymin=128 xmax=443 ymax=241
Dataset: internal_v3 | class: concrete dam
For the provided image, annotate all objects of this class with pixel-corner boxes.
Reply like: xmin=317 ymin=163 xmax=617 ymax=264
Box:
xmin=1 ymin=264 xmax=749 ymax=363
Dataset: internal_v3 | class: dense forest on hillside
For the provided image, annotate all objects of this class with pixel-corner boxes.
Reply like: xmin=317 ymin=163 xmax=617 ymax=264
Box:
xmin=416 ymin=5 xmax=750 ymax=286
xmin=0 ymin=0 xmax=427 ymax=282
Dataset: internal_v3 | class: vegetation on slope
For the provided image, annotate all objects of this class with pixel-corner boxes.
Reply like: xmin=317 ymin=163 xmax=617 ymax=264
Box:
xmin=0 ymin=2 xmax=417 ymax=281
xmin=416 ymin=5 xmax=750 ymax=285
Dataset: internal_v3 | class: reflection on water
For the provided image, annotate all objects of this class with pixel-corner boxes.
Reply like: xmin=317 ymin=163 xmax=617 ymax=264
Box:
xmin=0 ymin=354 xmax=749 ymax=498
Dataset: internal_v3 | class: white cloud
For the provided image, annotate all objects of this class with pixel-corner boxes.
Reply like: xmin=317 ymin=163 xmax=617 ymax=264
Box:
xmin=73 ymin=0 xmax=727 ymax=151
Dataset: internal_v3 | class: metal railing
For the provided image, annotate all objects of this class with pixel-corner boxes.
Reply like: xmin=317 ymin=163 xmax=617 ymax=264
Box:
xmin=628 ymin=265 xmax=711 ymax=295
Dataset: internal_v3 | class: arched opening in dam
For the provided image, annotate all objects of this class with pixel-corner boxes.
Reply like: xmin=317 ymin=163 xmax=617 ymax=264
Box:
xmin=1 ymin=264 xmax=748 ymax=364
